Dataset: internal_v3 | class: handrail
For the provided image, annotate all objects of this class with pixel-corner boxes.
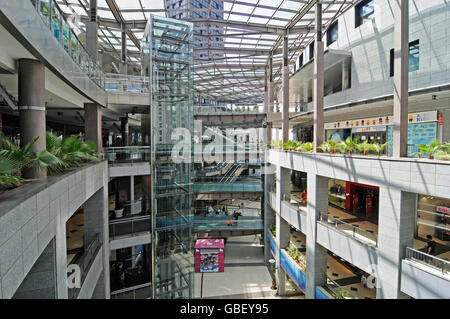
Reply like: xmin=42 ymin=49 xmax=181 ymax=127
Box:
xmin=109 ymin=215 xmax=151 ymax=239
xmin=324 ymin=276 xmax=358 ymax=299
xmin=30 ymin=0 xmax=105 ymax=88
xmin=318 ymin=212 xmax=378 ymax=245
xmin=68 ymin=233 xmax=102 ymax=299
xmin=110 ymin=282 xmax=152 ymax=299
xmin=405 ymin=247 xmax=450 ymax=275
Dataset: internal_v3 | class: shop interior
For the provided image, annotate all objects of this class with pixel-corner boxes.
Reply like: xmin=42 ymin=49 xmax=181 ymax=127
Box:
xmin=414 ymin=195 xmax=450 ymax=261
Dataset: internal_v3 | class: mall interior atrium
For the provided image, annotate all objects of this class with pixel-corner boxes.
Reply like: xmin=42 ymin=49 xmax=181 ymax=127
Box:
xmin=0 ymin=0 xmax=449 ymax=300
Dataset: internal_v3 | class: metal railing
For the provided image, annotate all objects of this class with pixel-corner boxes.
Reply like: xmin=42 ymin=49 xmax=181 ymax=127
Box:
xmin=104 ymin=147 xmax=150 ymax=165
xmin=323 ymin=276 xmax=359 ymax=299
xmin=68 ymin=234 xmax=102 ymax=299
xmin=30 ymin=0 xmax=105 ymax=88
xmin=282 ymin=194 xmax=307 ymax=212
xmin=109 ymin=215 xmax=151 ymax=239
xmin=104 ymin=73 xmax=149 ymax=94
xmin=405 ymin=247 xmax=450 ymax=275
xmin=110 ymin=282 xmax=152 ymax=299
xmin=194 ymin=105 xmax=264 ymax=115
xmin=318 ymin=212 xmax=378 ymax=245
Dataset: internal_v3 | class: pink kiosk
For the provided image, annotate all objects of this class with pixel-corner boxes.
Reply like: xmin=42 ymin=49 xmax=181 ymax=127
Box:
xmin=195 ymin=239 xmax=225 ymax=273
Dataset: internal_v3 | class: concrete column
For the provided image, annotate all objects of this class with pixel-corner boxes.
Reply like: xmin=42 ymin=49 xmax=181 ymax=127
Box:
xmin=18 ymin=59 xmax=46 ymax=180
xmin=86 ymin=0 xmax=98 ymax=63
xmin=305 ymin=173 xmax=328 ymax=299
xmin=264 ymin=171 xmax=276 ymax=264
xmin=84 ymin=185 xmax=110 ymax=299
xmin=13 ymin=239 xmax=57 ymax=299
xmin=120 ymin=26 xmax=128 ymax=75
xmin=282 ymin=35 xmax=290 ymax=145
xmin=342 ymin=59 xmax=350 ymax=90
xmin=130 ymin=175 xmax=135 ymax=201
xmin=275 ymin=166 xmax=290 ymax=296
xmin=377 ymin=189 xmax=416 ymax=299
xmin=393 ymin=0 xmax=409 ymax=158
xmin=121 ymin=117 xmax=129 ymax=146
xmin=84 ymin=103 xmax=102 ymax=151
xmin=313 ymin=2 xmax=324 ymax=152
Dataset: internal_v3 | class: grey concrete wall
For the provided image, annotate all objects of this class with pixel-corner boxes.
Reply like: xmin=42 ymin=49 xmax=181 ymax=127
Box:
xmin=0 ymin=161 xmax=108 ymax=299
xmin=109 ymin=164 xmax=151 ymax=178
xmin=400 ymin=260 xmax=450 ymax=299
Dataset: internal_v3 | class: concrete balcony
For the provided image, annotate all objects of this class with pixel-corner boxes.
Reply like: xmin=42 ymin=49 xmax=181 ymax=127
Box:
xmin=400 ymin=247 xmax=450 ymax=299
xmin=105 ymin=147 xmax=151 ymax=178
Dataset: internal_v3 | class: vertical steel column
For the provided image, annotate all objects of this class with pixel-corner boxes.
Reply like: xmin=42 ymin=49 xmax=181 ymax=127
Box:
xmin=282 ymin=34 xmax=290 ymax=145
xmin=86 ymin=0 xmax=98 ymax=62
xmin=393 ymin=0 xmax=409 ymax=158
xmin=313 ymin=1 xmax=324 ymax=152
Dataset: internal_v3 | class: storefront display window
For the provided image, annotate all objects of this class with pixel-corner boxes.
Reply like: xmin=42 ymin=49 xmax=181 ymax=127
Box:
xmin=329 ymin=179 xmax=346 ymax=209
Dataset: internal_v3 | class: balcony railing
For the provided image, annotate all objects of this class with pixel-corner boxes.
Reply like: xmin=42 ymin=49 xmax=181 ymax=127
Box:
xmin=110 ymin=282 xmax=152 ymax=299
xmin=323 ymin=276 xmax=359 ymax=299
xmin=194 ymin=105 xmax=264 ymax=115
xmin=318 ymin=212 xmax=378 ymax=246
xmin=405 ymin=247 xmax=450 ymax=275
xmin=105 ymin=73 xmax=149 ymax=94
xmin=109 ymin=215 xmax=151 ymax=239
xmin=30 ymin=0 xmax=105 ymax=88
xmin=68 ymin=234 xmax=102 ymax=299
xmin=105 ymin=147 xmax=150 ymax=165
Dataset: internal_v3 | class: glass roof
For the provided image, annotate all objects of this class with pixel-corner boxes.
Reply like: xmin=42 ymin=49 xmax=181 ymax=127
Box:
xmin=55 ymin=0 xmax=358 ymax=104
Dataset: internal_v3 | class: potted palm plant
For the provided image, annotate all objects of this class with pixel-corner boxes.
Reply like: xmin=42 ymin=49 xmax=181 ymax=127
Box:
xmin=370 ymin=142 xmax=388 ymax=156
xmin=356 ymin=140 xmax=371 ymax=156
xmin=344 ymin=137 xmax=358 ymax=155
xmin=412 ymin=139 xmax=442 ymax=159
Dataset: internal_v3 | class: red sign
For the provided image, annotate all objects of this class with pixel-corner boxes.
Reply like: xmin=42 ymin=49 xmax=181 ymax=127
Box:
xmin=439 ymin=113 xmax=444 ymax=126
xmin=437 ymin=206 xmax=450 ymax=214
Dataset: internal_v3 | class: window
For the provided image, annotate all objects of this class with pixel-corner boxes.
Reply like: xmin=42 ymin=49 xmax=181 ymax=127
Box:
xmin=309 ymin=41 xmax=315 ymax=60
xmin=299 ymin=54 xmax=303 ymax=68
xmin=389 ymin=40 xmax=420 ymax=77
xmin=327 ymin=21 xmax=339 ymax=46
xmin=355 ymin=0 xmax=374 ymax=28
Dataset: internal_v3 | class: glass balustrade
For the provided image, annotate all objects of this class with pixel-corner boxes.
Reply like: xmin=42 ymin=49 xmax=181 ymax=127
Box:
xmin=30 ymin=0 xmax=105 ymax=88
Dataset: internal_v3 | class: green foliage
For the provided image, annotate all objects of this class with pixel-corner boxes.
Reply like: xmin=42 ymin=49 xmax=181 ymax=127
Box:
xmin=370 ymin=142 xmax=388 ymax=156
xmin=269 ymin=223 xmax=276 ymax=237
xmin=412 ymin=139 xmax=444 ymax=159
xmin=356 ymin=140 xmax=371 ymax=155
xmin=344 ymin=137 xmax=359 ymax=155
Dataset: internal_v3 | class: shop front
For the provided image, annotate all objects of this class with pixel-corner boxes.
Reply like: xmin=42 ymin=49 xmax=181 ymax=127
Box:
xmin=194 ymin=239 xmax=225 ymax=273
xmin=324 ymin=111 xmax=439 ymax=157
xmin=329 ymin=179 xmax=379 ymax=221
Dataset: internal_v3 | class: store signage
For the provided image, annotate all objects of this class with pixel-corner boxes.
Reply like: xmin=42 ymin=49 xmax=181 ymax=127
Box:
xmin=325 ymin=111 xmax=437 ymax=130
xmin=437 ymin=206 xmax=450 ymax=214
xmin=439 ymin=113 xmax=444 ymax=126
xmin=352 ymin=126 xmax=386 ymax=133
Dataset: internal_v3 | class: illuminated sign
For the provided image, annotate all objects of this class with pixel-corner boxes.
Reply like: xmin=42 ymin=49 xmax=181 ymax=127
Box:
xmin=437 ymin=206 xmax=450 ymax=214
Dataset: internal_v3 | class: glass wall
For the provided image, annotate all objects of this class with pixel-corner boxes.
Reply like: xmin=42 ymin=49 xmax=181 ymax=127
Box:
xmin=142 ymin=15 xmax=194 ymax=299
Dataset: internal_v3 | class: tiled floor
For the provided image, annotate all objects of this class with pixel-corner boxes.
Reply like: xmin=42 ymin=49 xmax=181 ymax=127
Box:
xmin=194 ymin=235 xmax=303 ymax=299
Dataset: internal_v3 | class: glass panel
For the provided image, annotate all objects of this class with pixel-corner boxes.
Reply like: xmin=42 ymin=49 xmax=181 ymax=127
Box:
xmin=62 ymin=20 xmax=70 ymax=53
xmin=52 ymin=4 xmax=61 ymax=40
xmin=70 ymin=30 xmax=78 ymax=60
xmin=409 ymin=41 xmax=420 ymax=72
xmin=39 ymin=0 xmax=51 ymax=27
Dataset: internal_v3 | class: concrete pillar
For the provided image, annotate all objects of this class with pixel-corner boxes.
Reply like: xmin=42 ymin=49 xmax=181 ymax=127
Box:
xmin=342 ymin=59 xmax=350 ymax=90
xmin=84 ymin=103 xmax=102 ymax=151
xmin=121 ymin=117 xmax=129 ymax=146
xmin=18 ymin=59 xmax=46 ymax=180
xmin=282 ymin=35 xmax=290 ymax=145
xmin=264 ymin=171 xmax=276 ymax=264
xmin=84 ymin=186 xmax=110 ymax=299
xmin=313 ymin=2 xmax=324 ymax=152
xmin=130 ymin=175 xmax=135 ymax=201
xmin=393 ymin=0 xmax=409 ymax=158
xmin=275 ymin=166 xmax=290 ymax=296
xmin=305 ymin=173 xmax=328 ymax=299
xmin=86 ymin=0 xmax=98 ymax=63
xmin=120 ymin=26 xmax=128 ymax=75
xmin=377 ymin=189 xmax=416 ymax=299
xmin=13 ymin=238 xmax=57 ymax=299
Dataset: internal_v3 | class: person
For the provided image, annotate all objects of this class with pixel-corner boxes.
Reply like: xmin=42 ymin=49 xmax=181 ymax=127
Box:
xmin=426 ymin=235 xmax=436 ymax=256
